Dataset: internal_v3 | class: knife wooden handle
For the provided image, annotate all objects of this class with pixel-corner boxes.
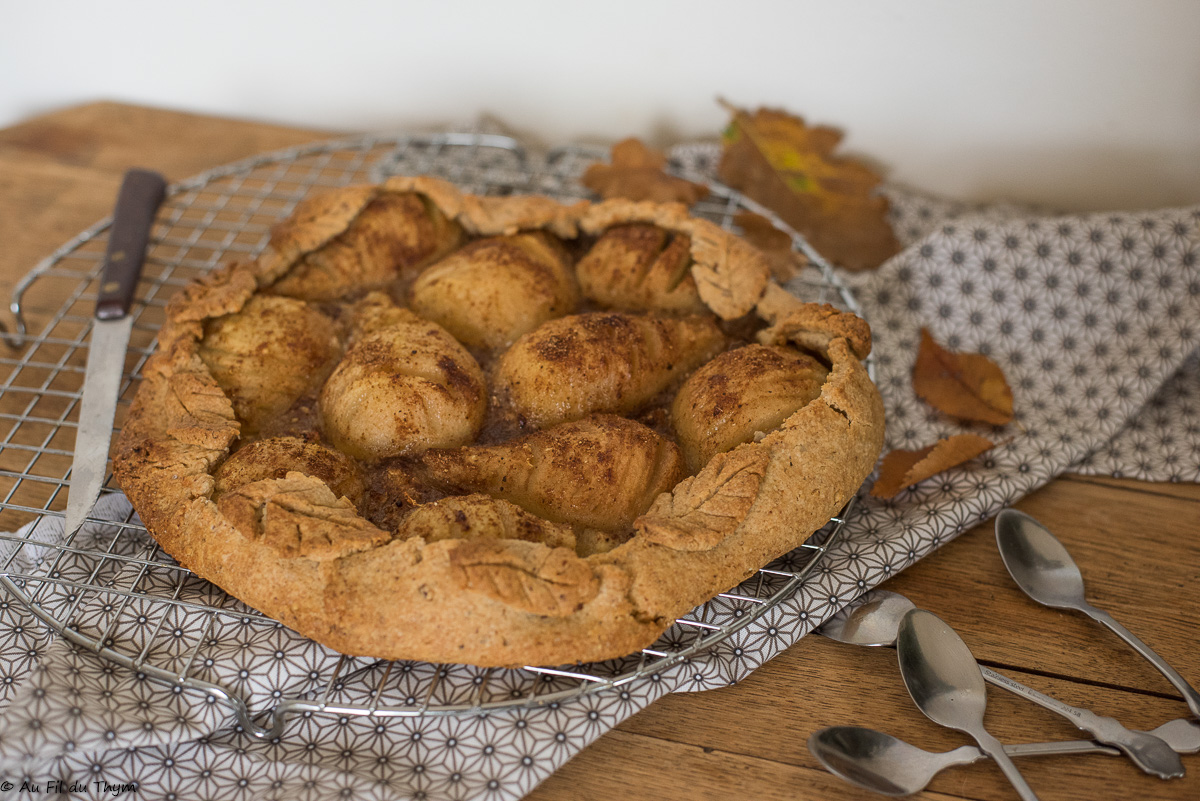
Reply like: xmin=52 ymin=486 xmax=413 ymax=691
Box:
xmin=96 ymin=168 xmax=168 ymax=321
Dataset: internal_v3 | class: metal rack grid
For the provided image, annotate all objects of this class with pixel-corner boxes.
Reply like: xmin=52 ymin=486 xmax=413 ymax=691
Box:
xmin=0 ymin=134 xmax=866 ymax=739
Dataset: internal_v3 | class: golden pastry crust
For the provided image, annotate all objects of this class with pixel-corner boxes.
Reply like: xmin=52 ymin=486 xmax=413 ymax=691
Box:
xmin=213 ymin=436 xmax=364 ymax=504
xmin=757 ymin=298 xmax=873 ymax=360
xmin=114 ymin=176 xmax=885 ymax=667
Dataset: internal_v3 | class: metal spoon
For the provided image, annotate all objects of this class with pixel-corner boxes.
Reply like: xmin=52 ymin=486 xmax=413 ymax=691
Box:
xmin=996 ymin=508 xmax=1200 ymax=720
xmin=808 ymin=725 xmax=1123 ymax=797
xmin=812 ymin=717 xmax=1200 ymax=797
xmin=819 ymin=590 xmax=917 ymax=648
xmin=820 ymin=590 xmax=1186 ymax=776
xmin=897 ymin=608 xmax=1041 ymax=800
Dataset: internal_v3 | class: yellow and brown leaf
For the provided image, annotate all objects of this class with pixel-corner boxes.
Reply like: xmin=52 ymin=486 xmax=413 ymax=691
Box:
xmin=717 ymin=103 xmax=900 ymax=271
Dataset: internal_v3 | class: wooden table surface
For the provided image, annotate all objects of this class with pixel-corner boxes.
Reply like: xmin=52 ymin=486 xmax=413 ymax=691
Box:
xmin=2 ymin=102 xmax=1198 ymax=801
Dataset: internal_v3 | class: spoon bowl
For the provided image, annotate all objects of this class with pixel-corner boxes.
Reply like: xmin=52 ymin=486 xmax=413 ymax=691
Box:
xmin=819 ymin=592 xmax=916 ymax=647
xmin=897 ymin=608 xmax=1041 ymax=800
xmin=995 ymin=509 xmax=1088 ymax=609
xmin=808 ymin=725 xmax=981 ymax=796
xmin=897 ymin=609 xmax=989 ymax=728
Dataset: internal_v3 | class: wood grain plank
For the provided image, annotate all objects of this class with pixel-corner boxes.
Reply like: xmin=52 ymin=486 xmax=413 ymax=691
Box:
xmin=885 ymin=481 xmax=1200 ymax=698
xmin=1064 ymin=473 xmax=1200 ymax=504
xmin=0 ymin=101 xmax=329 ymax=178
xmin=608 ymin=636 xmax=1200 ymax=801
xmin=527 ymin=728 xmax=969 ymax=801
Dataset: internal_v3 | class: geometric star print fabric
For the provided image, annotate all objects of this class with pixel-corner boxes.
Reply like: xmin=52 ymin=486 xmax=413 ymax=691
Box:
xmin=880 ymin=184 xmax=1200 ymax=484
xmin=0 ymin=142 xmax=1197 ymax=800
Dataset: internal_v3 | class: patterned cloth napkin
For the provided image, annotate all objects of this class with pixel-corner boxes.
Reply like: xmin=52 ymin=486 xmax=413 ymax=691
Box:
xmin=0 ymin=143 xmax=1197 ymax=801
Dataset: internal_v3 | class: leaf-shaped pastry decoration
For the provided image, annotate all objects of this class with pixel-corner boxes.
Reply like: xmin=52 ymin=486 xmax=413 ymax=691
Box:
xmin=219 ymin=473 xmax=389 ymax=561
xmin=717 ymin=102 xmax=900 ymax=271
xmin=635 ymin=448 xmax=770 ymax=551
xmin=583 ymin=138 xmax=710 ymax=205
xmin=688 ymin=218 xmax=771 ymax=320
xmin=448 ymin=539 xmax=599 ymax=617
xmin=870 ymin=434 xmax=994 ymax=498
xmin=266 ymin=184 xmax=377 ymax=272
xmin=134 ymin=438 xmax=226 ymax=504
xmin=912 ymin=328 xmax=1014 ymax=425
xmin=166 ymin=262 xmax=258 ymax=323
xmin=159 ymin=353 xmax=239 ymax=450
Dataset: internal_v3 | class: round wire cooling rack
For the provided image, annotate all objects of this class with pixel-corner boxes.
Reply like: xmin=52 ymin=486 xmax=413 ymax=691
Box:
xmin=0 ymin=133 xmax=872 ymax=739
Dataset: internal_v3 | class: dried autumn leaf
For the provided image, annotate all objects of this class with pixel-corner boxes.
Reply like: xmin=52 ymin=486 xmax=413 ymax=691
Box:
xmin=870 ymin=434 xmax=995 ymax=499
xmin=733 ymin=211 xmax=809 ymax=282
xmin=912 ymin=328 xmax=1014 ymax=425
xmin=717 ymin=103 xmax=900 ymax=271
xmin=582 ymin=138 xmax=710 ymax=205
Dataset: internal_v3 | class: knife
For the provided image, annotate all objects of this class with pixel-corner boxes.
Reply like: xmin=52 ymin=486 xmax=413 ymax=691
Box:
xmin=64 ymin=168 xmax=167 ymax=534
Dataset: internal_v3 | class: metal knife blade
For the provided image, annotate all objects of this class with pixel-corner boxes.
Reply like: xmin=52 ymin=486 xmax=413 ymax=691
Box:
xmin=64 ymin=168 xmax=167 ymax=533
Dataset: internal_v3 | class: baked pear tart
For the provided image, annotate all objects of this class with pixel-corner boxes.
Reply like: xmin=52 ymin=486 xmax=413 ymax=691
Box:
xmin=113 ymin=176 xmax=885 ymax=667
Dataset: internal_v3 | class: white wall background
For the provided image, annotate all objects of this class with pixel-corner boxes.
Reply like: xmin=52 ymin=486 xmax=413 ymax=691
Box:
xmin=3 ymin=0 xmax=1199 ymax=212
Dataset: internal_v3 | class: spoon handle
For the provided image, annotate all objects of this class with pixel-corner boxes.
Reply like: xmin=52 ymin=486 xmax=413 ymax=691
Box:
xmin=1083 ymin=603 xmax=1200 ymax=719
xmin=1004 ymin=740 xmax=1121 ymax=758
xmin=973 ymin=729 xmax=1042 ymax=801
xmin=980 ymin=665 xmax=1184 ymax=777
xmin=981 ymin=665 xmax=1094 ymax=723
